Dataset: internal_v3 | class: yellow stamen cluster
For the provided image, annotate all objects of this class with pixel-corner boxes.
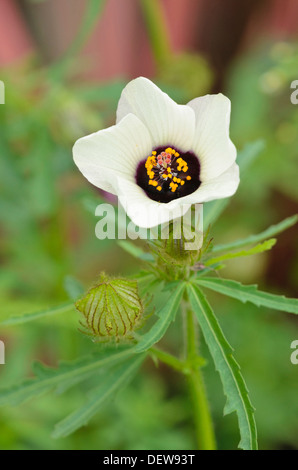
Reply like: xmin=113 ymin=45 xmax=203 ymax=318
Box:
xmin=170 ymin=182 xmax=178 ymax=192
xmin=164 ymin=147 xmax=179 ymax=157
xmin=144 ymin=148 xmax=191 ymax=193
xmin=145 ymin=154 xmax=157 ymax=180
xmin=166 ymin=167 xmax=172 ymax=179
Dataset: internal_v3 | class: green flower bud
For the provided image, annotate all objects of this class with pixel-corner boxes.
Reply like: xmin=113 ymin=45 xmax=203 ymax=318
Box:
xmin=75 ymin=274 xmax=143 ymax=341
xmin=162 ymin=219 xmax=203 ymax=262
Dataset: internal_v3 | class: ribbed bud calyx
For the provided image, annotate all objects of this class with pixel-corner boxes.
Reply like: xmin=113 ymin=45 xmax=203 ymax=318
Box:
xmin=76 ymin=274 xmax=143 ymax=341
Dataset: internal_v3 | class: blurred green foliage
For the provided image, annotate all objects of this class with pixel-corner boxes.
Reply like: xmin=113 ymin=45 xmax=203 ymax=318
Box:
xmin=229 ymin=41 xmax=298 ymax=204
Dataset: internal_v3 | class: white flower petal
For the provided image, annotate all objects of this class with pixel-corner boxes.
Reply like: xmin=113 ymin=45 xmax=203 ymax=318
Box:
xmin=116 ymin=77 xmax=195 ymax=151
xmin=187 ymin=94 xmax=237 ymax=181
xmin=116 ymin=177 xmax=191 ymax=229
xmin=73 ymin=114 xmax=152 ymax=194
xmin=178 ymin=163 xmax=240 ymax=205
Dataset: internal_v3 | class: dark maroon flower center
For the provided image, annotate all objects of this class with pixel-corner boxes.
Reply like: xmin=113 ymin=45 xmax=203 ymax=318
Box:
xmin=136 ymin=146 xmax=201 ymax=203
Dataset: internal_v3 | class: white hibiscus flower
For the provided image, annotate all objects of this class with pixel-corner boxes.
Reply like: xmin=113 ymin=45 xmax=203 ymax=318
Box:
xmin=73 ymin=77 xmax=239 ymax=228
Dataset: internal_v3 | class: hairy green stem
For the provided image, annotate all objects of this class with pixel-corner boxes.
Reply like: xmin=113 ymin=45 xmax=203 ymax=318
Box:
xmin=185 ymin=305 xmax=216 ymax=450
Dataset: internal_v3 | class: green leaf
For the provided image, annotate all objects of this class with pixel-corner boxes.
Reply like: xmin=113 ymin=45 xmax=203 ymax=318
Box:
xmin=203 ymin=140 xmax=265 ymax=228
xmin=133 ymin=270 xmax=156 ymax=285
xmin=135 ymin=283 xmax=186 ymax=352
xmin=205 ymin=239 xmax=276 ymax=266
xmin=0 ymin=302 xmax=74 ymax=326
xmin=187 ymin=283 xmax=258 ymax=450
xmin=237 ymin=140 xmax=265 ymax=173
xmin=132 ymin=271 xmax=158 ymax=296
xmin=162 ymin=281 xmax=182 ymax=291
xmin=196 ymin=277 xmax=298 ymax=315
xmin=117 ymin=240 xmax=154 ymax=262
xmin=52 ymin=354 xmax=145 ymax=438
xmin=212 ymin=214 xmax=298 ymax=254
xmin=0 ymin=347 xmax=136 ymax=406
